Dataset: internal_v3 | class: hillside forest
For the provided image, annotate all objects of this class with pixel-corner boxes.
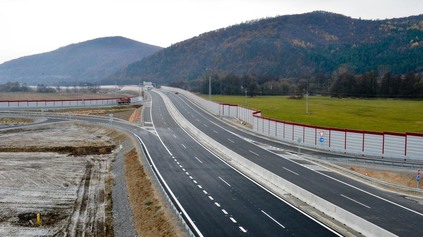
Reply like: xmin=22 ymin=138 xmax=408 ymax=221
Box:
xmin=113 ymin=12 xmax=423 ymax=98
xmin=172 ymin=69 xmax=423 ymax=98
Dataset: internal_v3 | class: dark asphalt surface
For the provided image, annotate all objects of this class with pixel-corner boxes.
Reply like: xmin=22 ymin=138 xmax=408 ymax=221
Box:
xmin=6 ymin=92 xmax=422 ymax=236
xmin=143 ymin=92 xmax=339 ymax=236
xmin=165 ymin=91 xmax=423 ymax=237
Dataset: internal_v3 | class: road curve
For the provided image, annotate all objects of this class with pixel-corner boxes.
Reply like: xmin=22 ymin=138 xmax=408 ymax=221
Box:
xmin=142 ymin=91 xmax=340 ymax=236
xmin=165 ymin=90 xmax=423 ymax=237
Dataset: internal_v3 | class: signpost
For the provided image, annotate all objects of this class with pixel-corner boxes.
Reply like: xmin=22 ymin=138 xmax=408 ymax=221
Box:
xmin=418 ymin=168 xmax=421 ymax=189
xmin=319 ymin=131 xmax=324 ymax=144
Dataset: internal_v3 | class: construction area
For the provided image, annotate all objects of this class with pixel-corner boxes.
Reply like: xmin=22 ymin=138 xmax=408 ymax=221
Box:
xmin=0 ymin=92 xmax=421 ymax=236
xmin=0 ymin=101 xmax=182 ymax=237
xmin=0 ymin=122 xmax=121 ymax=236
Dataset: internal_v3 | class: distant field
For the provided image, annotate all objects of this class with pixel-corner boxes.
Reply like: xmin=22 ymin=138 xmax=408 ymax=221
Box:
xmin=206 ymin=95 xmax=423 ymax=134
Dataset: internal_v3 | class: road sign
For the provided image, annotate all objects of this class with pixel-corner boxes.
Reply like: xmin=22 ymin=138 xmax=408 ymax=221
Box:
xmin=418 ymin=175 xmax=421 ymax=182
xmin=319 ymin=131 xmax=324 ymax=137
xmin=418 ymin=168 xmax=421 ymax=176
xmin=319 ymin=137 xmax=324 ymax=143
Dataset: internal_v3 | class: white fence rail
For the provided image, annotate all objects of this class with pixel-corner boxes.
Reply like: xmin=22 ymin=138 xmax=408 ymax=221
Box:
xmin=162 ymin=86 xmax=423 ymax=161
xmin=0 ymin=96 xmax=143 ymax=109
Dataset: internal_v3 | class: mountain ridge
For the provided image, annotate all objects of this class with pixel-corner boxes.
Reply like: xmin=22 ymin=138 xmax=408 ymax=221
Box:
xmin=105 ymin=11 xmax=423 ymax=85
xmin=0 ymin=36 xmax=162 ymax=85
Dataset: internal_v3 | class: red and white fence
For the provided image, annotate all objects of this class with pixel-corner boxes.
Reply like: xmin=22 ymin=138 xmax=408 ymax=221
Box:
xmin=0 ymin=96 xmax=142 ymax=109
xmin=164 ymin=87 xmax=423 ymax=161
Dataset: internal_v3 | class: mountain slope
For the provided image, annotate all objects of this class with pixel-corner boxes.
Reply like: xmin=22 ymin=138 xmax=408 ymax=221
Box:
xmin=107 ymin=11 xmax=423 ymax=85
xmin=0 ymin=36 xmax=162 ymax=85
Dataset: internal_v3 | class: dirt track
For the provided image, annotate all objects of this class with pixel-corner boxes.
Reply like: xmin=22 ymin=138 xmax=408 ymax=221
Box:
xmin=0 ymin=123 xmax=122 ymax=236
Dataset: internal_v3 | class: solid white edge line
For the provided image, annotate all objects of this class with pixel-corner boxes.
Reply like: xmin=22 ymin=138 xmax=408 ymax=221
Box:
xmin=166 ymin=92 xmax=343 ymax=236
xmin=142 ymin=95 xmax=203 ymax=237
xmin=134 ymin=134 xmax=203 ymax=237
xmin=176 ymin=93 xmax=423 ymax=219
xmin=286 ymin=153 xmax=423 ymax=217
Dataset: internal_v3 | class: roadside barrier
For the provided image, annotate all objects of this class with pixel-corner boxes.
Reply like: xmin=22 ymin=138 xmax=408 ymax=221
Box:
xmin=162 ymin=86 xmax=423 ymax=161
xmin=0 ymin=96 xmax=143 ymax=109
xmin=158 ymin=90 xmax=396 ymax=237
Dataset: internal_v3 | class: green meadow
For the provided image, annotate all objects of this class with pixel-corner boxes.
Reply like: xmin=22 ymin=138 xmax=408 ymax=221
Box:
xmin=205 ymin=95 xmax=423 ymax=134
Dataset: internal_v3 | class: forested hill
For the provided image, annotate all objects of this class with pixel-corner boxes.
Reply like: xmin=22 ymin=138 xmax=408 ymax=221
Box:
xmin=106 ymin=11 xmax=423 ymax=86
xmin=0 ymin=36 xmax=162 ymax=85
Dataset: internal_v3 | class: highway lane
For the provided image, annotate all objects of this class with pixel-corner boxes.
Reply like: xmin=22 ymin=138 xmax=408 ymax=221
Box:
xmin=146 ymin=92 xmax=339 ymax=236
xmin=165 ymin=90 xmax=423 ymax=237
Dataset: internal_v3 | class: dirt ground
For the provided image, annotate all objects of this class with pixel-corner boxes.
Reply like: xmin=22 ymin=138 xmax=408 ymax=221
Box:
xmin=336 ymin=164 xmax=423 ymax=193
xmin=0 ymin=107 xmax=183 ymax=237
xmin=1 ymin=102 xmax=419 ymax=236
xmin=51 ymin=106 xmax=141 ymax=121
xmin=0 ymin=117 xmax=33 ymax=124
xmin=125 ymin=149 xmax=182 ymax=237
xmin=0 ymin=123 xmax=124 ymax=236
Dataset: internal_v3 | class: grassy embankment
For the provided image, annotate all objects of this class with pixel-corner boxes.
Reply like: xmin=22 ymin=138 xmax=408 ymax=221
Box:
xmin=206 ymin=95 xmax=423 ymax=134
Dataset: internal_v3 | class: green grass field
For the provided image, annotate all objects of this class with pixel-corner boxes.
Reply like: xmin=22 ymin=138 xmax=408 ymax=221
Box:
xmin=205 ymin=95 xmax=423 ymax=134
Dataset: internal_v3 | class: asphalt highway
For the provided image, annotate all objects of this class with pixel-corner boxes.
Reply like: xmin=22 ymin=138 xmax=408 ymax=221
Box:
xmin=164 ymin=90 xmax=423 ymax=237
xmin=4 ymin=91 xmax=422 ymax=236
xmin=142 ymin=92 xmax=340 ymax=236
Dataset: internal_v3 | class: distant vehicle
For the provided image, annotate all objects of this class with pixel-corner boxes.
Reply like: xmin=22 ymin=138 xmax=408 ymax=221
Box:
xmin=116 ymin=97 xmax=131 ymax=105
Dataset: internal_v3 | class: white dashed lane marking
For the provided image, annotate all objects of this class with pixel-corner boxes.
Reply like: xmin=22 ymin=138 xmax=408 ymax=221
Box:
xmin=219 ymin=176 xmax=231 ymax=187
xmin=194 ymin=156 xmax=202 ymax=163
xmin=283 ymin=167 xmax=299 ymax=176
xmin=169 ymin=149 xmax=247 ymax=234
xmin=261 ymin=210 xmax=285 ymax=229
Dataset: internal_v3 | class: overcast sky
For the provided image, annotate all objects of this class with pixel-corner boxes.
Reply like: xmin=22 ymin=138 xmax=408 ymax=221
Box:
xmin=1 ymin=0 xmax=422 ymax=63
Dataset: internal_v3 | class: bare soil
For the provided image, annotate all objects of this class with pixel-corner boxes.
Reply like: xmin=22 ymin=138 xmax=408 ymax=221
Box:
xmin=124 ymin=149 xmax=181 ymax=237
xmin=0 ymin=123 xmax=122 ymax=236
xmin=0 ymin=117 xmax=33 ymax=124
xmin=52 ymin=106 xmax=141 ymax=121
xmin=0 ymin=119 xmax=183 ymax=236
xmin=347 ymin=166 xmax=420 ymax=189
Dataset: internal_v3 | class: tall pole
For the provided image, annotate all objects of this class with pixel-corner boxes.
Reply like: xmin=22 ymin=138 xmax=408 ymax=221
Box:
xmin=244 ymin=89 xmax=248 ymax=107
xmin=306 ymin=91 xmax=309 ymax=114
xmin=208 ymin=76 xmax=211 ymax=100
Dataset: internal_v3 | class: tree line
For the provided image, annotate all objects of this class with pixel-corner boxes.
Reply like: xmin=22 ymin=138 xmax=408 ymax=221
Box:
xmin=172 ymin=70 xmax=423 ymax=98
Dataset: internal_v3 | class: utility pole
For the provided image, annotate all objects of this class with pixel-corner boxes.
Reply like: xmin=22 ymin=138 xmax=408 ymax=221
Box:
xmin=244 ymin=89 xmax=248 ymax=107
xmin=208 ymin=75 xmax=211 ymax=100
xmin=306 ymin=90 xmax=309 ymax=114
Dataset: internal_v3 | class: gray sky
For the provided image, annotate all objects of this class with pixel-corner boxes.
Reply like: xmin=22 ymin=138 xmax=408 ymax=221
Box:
xmin=1 ymin=0 xmax=422 ymax=63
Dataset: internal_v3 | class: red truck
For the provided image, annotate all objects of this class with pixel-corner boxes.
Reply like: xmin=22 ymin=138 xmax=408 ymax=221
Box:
xmin=116 ymin=97 xmax=131 ymax=105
